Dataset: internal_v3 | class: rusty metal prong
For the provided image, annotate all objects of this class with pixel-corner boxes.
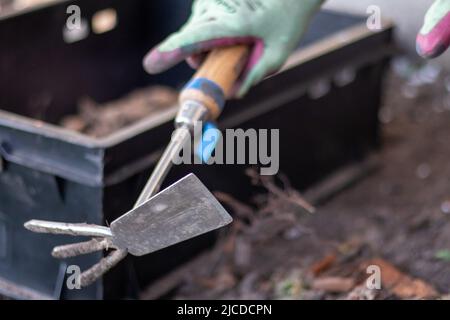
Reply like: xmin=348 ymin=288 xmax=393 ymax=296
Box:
xmin=24 ymin=220 xmax=113 ymax=238
xmin=79 ymin=249 xmax=128 ymax=287
xmin=52 ymin=238 xmax=114 ymax=259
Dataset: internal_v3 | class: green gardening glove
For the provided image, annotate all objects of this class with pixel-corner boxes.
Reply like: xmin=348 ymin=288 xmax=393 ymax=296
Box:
xmin=417 ymin=0 xmax=450 ymax=58
xmin=143 ymin=0 xmax=324 ymax=98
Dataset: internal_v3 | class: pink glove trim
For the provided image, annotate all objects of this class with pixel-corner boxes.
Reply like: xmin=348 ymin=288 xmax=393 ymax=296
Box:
xmin=143 ymin=37 xmax=265 ymax=83
xmin=417 ymin=12 xmax=450 ymax=58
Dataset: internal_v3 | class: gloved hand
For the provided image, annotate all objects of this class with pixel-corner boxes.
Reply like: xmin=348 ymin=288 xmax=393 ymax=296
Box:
xmin=417 ymin=0 xmax=450 ymax=58
xmin=143 ymin=0 xmax=324 ymax=97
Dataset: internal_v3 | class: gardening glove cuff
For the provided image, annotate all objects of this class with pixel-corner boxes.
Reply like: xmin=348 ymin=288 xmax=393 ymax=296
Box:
xmin=143 ymin=0 xmax=324 ymax=98
xmin=417 ymin=0 xmax=450 ymax=58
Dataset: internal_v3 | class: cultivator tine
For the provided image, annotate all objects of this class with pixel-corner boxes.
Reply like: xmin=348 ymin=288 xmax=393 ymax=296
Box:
xmin=24 ymin=220 xmax=113 ymax=238
xmin=25 ymin=219 xmax=128 ymax=287
xmin=79 ymin=249 xmax=128 ymax=287
xmin=52 ymin=238 xmax=114 ymax=259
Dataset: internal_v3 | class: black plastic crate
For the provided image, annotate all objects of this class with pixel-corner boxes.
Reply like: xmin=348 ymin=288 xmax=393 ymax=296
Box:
xmin=0 ymin=0 xmax=393 ymax=299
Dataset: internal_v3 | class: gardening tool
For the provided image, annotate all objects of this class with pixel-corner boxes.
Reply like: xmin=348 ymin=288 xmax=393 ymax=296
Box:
xmin=24 ymin=45 xmax=250 ymax=287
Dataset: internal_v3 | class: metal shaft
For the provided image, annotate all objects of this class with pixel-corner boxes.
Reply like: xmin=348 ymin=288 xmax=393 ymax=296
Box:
xmin=134 ymin=127 xmax=191 ymax=206
xmin=134 ymin=100 xmax=208 ymax=207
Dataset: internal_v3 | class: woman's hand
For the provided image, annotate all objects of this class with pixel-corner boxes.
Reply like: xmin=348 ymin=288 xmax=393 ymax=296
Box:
xmin=143 ymin=0 xmax=324 ymax=98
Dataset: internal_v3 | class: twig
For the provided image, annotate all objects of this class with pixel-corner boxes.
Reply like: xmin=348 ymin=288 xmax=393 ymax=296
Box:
xmin=214 ymin=191 xmax=256 ymax=221
xmin=246 ymin=169 xmax=316 ymax=214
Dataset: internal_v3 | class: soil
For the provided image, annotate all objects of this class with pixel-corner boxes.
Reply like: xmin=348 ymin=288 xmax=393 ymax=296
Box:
xmin=59 ymin=86 xmax=178 ymax=138
xmin=140 ymin=63 xmax=450 ymax=300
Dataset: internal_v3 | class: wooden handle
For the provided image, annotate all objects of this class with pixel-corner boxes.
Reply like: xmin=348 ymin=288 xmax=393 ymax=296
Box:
xmin=179 ymin=45 xmax=249 ymax=120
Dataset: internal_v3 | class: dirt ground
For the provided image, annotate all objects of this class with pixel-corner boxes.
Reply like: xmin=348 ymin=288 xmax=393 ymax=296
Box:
xmin=141 ymin=60 xmax=450 ymax=300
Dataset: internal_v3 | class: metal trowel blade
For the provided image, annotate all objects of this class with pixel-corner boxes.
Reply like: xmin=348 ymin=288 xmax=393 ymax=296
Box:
xmin=110 ymin=173 xmax=233 ymax=256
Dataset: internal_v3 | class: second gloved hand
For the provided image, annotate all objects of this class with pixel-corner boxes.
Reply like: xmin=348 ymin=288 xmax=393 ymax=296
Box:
xmin=417 ymin=0 xmax=450 ymax=58
xmin=143 ymin=0 xmax=324 ymax=98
